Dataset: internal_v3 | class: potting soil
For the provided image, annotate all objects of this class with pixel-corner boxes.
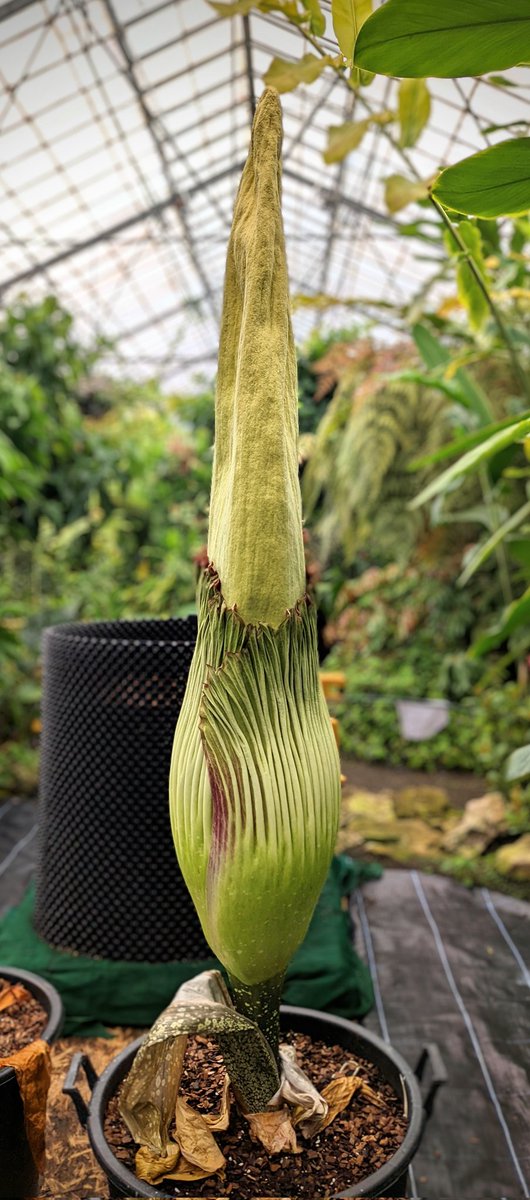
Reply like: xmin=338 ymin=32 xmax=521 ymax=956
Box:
xmin=0 ymin=978 xmax=47 ymax=1055
xmin=104 ymin=1029 xmax=407 ymax=1198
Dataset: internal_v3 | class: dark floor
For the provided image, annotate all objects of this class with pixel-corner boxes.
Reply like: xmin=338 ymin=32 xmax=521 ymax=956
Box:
xmin=1 ymin=797 xmax=529 ymax=1200
xmin=354 ymin=874 xmax=530 ymax=1200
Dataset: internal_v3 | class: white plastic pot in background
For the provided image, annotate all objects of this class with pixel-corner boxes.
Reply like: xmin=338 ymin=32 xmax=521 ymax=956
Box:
xmin=395 ymin=699 xmax=450 ymax=742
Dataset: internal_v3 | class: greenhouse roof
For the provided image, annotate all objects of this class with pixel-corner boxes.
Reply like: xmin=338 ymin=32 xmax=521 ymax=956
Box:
xmin=1 ymin=0 xmax=529 ymax=390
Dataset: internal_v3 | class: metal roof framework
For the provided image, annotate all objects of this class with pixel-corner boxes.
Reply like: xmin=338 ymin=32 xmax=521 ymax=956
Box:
xmin=0 ymin=0 xmax=529 ymax=389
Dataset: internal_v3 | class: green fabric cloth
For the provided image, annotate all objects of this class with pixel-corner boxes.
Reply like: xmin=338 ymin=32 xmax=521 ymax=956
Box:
xmin=0 ymin=855 xmax=381 ymax=1036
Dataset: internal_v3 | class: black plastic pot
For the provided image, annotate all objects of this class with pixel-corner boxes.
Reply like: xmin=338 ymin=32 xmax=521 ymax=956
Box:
xmin=64 ymin=1005 xmax=445 ymax=1199
xmin=36 ymin=617 xmax=209 ymax=962
xmin=0 ymin=965 xmax=64 ymax=1200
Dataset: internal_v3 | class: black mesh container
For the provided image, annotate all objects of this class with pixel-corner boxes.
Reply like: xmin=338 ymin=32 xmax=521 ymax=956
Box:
xmin=35 ymin=618 xmax=211 ymax=962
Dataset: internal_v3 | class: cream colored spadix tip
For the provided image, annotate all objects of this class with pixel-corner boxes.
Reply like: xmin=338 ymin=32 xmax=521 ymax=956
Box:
xmin=207 ymin=78 xmax=305 ymax=629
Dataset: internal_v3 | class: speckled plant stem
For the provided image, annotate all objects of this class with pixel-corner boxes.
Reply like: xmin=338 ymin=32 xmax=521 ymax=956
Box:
xmin=228 ymin=971 xmax=284 ymax=1065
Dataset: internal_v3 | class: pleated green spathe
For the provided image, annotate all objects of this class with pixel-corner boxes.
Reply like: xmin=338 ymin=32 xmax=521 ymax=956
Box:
xmin=170 ymin=568 xmax=341 ymax=987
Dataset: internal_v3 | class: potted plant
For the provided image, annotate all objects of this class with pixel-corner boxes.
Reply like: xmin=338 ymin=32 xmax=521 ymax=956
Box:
xmin=0 ymin=965 xmax=64 ymax=1200
xmin=64 ymin=88 xmax=444 ymax=1197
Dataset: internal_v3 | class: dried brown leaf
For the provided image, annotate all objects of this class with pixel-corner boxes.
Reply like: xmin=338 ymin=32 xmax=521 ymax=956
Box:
xmin=175 ymin=1095 xmax=226 ymax=1173
xmin=0 ymin=982 xmax=29 ymax=1012
xmin=0 ymin=1038 xmax=51 ymax=1170
xmin=245 ymin=1106 xmax=301 ymax=1155
xmin=318 ymin=1075 xmax=363 ymax=1129
xmin=135 ymin=1143 xmax=180 ymax=1184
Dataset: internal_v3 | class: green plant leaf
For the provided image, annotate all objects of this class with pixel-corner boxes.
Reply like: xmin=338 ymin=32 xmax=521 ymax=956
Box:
xmin=410 ymin=416 xmax=530 ymax=508
xmin=331 ymin=0 xmax=372 ymax=66
xmin=507 ymin=537 xmax=530 ymax=571
xmin=471 ymin=587 xmax=530 ymax=656
xmin=433 ymin=139 xmax=530 ymax=219
xmin=348 ymin=65 xmax=375 ymax=88
xmin=263 ymin=53 xmax=332 ymax=92
xmin=323 ymin=118 xmax=371 ymax=163
xmin=354 ymin=0 xmax=530 ymax=77
xmin=412 ymin=322 xmax=493 ymax=423
xmin=384 ymin=174 xmax=429 ymax=213
xmin=210 ymin=0 xmax=307 ymax=13
xmin=301 ymin=0 xmax=326 ymax=35
xmin=482 ymin=120 xmax=530 ymax=136
xmin=292 ymin=292 xmax=397 ymax=310
xmin=458 ymin=499 xmax=530 ymax=586
xmin=208 ymin=0 xmax=255 ymax=14
xmin=488 ymin=75 xmax=519 ymax=88
xmin=410 ymin=411 xmax=530 ymax=471
xmin=446 ymin=220 xmax=489 ymax=331
xmin=398 ymin=78 xmax=430 ymax=148
xmin=505 ymin=742 xmax=530 ymax=782
xmin=411 ymin=323 xmax=447 ymax=370
xmin=323 ymin=110 xmax=392 ymax=163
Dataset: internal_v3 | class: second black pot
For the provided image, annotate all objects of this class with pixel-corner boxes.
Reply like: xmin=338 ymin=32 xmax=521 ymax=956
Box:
xmin=0 ymin=965 xmax=64 ymax=1200
xmin=64 ymin=1004 xmax=445 ymax=1199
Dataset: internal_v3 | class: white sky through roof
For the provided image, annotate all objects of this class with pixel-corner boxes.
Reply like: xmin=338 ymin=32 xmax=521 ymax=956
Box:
xmin=1 ymin=0 xmax=529 ymax=390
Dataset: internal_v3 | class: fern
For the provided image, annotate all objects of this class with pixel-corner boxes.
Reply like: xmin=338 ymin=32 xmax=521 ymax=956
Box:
xmin=303 ymin=351 xmax=449 ymax=565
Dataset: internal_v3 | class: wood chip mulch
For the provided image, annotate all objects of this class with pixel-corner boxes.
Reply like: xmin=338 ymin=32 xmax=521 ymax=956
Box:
xmin=39 ymin=1026 xmax=141 ymax=1199
xmin=104 ymin=1031 xmax=408 ymax=1199
xmin=0 ymin=976 xmax=48 ymax=1056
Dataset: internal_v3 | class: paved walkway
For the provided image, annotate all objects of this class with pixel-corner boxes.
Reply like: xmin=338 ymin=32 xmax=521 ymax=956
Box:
xmin=355 ymin=870 xmax=530 ymax=1200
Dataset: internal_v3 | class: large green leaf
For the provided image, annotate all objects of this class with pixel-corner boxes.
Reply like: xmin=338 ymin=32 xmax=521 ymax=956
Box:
xmin=398 ymin=78 xmax=430 ymax=148
xmin=354 ymin=0 xmax=530 ymax=78
xmin=458 ymin=499 xmax=530 ymax=586
xmin=433 ymin=139 xmax=530 ymax=219
xmin=410 ymin=416 xmax=530 ymax=508
xmin=332 ymin=0 xmax=372 ymax=66
xmin=410 ymin=412 xmax=530 ymax=471
xmin=505 ymin=742 xmax=530 ymax=783
xmin=471 ymin=587 xmax=530 ymax=656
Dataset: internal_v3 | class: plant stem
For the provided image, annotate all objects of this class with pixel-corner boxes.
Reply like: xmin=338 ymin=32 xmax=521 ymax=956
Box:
xmin=227 ymin=971 xmax=284 ymax=1065
xmin=216 ymin=1025 xmax=280 ymax=1113
xmin=479 ymin=464 xmax=513 ymax=608
xmin=430 ymin=195 xmax=530 ymax=403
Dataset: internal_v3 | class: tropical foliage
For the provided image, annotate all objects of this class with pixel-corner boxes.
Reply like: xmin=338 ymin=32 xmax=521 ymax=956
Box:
xmin=0 ymin=297 xmax=212 ymax=792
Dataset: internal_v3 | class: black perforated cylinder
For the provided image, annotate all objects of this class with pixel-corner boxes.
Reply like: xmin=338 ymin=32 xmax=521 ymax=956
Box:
xmin=34 ymin=618 xmax=210 ymax=962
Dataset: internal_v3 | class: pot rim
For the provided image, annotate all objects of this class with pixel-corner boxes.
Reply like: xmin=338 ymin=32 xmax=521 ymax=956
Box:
xmin=43 ymin=617 xmax=197 ymax=651
xmin=0 ymin=965 xmax=64 ymax=1046
xmin=0 ymin=965 xmax=64 ymax=1089
xmin=84 ymin=1005 xmax=423 ymax=1199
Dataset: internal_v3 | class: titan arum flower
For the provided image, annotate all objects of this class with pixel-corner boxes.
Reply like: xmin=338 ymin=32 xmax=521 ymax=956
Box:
xmin=169 ymin=88 xmax=341 ymax=1095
